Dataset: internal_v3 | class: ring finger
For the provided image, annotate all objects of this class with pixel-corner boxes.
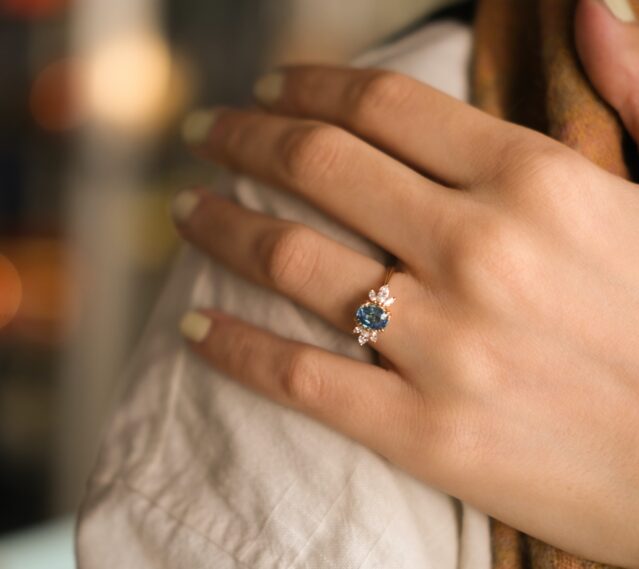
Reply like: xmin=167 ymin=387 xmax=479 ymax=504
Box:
xmin=172 ymin=187 xmax=432 ymax=358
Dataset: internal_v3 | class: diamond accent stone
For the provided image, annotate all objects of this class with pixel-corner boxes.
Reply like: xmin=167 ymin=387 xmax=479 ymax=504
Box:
xmin=377 ymin=285 xmax=390 ymax=302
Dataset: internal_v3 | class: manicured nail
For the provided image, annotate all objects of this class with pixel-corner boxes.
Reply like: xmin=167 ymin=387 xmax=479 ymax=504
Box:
xmin=253 ymin=71 xmax=284 ymax=105
xmin=182 ymin=109 xmax=219 ymax=145
xmin=602 ymin=0 xmax=636 ymax=22
xmin=180 ymin=311 xmax=211 ymax=342
xmin=171 ymin=190 xmax=200 ymax=222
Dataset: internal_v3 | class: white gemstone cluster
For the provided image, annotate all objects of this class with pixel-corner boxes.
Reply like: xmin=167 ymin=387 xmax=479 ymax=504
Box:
xmin=353 ymin=285 xmax=396 ymax=346
xmin=369 ymin=284 xmax=395 ymax=307
xmin=353 ymin=325 xmax=378 ymax=346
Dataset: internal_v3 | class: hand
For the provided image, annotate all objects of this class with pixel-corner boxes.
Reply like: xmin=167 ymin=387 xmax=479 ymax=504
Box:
xmin=173 ymin=2 xmax=639 ymax=566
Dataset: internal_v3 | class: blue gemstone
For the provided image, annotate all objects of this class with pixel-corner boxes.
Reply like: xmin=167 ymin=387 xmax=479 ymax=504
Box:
xmin=356 ymin=303 xmax=389 ymax=331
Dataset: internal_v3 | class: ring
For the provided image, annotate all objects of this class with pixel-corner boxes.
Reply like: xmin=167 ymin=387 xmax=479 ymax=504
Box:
xmin=353 ymin=266 xmax=396 ymax=346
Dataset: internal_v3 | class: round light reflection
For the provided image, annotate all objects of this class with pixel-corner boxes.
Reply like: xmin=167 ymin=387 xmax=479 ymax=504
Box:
xmin=82 ymin=30 xmax=173 ymax=133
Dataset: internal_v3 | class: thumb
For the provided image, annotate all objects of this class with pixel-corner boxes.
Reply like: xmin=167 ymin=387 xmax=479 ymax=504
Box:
xmin=575 ymin=0 xmax=639 ymax=142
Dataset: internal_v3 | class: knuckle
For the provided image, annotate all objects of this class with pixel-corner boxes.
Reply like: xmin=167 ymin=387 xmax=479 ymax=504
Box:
xmin=347 ymin=71 xmax=414 ymax=120
xmin=261 ymin=224 xmax=319 ymax=294
xmin=495 ymin=140 xmax=601 ymax=231
xmin=446 ymin=213 xmax=508 ymax=271
xmin=444 ymin=212 xmax=534 ymax=297
xmin=518 ymin=145 xmax=573 ymax=184
xmin=282 ymin=348 xmax=327 ymax=407
xmin=497 ymin=136 xmax=578 ymax=192
xmin=223 ymin=323 xmax=255 ymax=378
xmin=278 ymin=124 xmax=346 ymax=183
xmin=222 ymin=117 xmax=255 ymax=160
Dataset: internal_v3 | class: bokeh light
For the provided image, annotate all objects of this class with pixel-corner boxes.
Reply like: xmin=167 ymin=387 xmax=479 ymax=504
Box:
xmin=1 ymin=239 xmax=72 ymax=345
xmin=0 ymin=254 xmax=22 ymax=330
xmin=82 ymin=30 xmax=176 ymax=134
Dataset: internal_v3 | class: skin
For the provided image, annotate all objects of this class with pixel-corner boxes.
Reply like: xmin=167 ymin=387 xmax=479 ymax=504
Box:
xmin=175 ymin=1 xmax=639 ymax=566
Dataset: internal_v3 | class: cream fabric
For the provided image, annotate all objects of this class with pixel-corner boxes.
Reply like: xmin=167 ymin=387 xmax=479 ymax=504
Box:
xmin=76 ymin=20 xmax=492 ymax=569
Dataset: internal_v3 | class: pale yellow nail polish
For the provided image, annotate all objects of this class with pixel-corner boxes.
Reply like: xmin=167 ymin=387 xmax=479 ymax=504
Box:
xmin=171 ymin=190 xmax=200 ymax=222
xmin=180 ymin=311 xmax=211 ymax=342
xmin=602 ymin=0 xmax=636 ymax=22
xmin=253 ymin=71 xmax=284 ymax=105
xmin=182 ymin=109 xmax=219 ymax=145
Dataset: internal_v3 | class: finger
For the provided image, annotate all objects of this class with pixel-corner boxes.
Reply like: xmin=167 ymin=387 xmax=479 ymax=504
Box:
xmin=181 ymin=107 xmax=467 ymax=259
xmin=179 ymin=308 xmax=422 ymax=459
xmin=251 ymin=65 xmax=515 ymax=188
xmin=575 ymin=0 xmax=639 ymax=143
xmin=172 ymin=188 xmax=426 ymax=357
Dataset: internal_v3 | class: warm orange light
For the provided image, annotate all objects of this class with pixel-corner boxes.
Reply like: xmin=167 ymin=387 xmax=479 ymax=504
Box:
xmin=0 ymin=254 xmax=22 ymax=330
xmin=1 ymin=239 xmax=73 ymax=345
xmin=0 ymin=0 xmax=67 ymax=19
xmin=30 ymin=58 xmax=80 ymax=132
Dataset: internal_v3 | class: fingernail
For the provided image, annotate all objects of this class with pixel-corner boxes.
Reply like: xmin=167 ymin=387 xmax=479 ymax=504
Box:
xmin=180 ymin=311 xmax=211 ymax=342
xmin=253 ymin=71 xmax=284 ymax=105
xmin=182 ymin=109 xmax=219 ymax=145
xmin=601 ymin=0 xmax=636 ymax=22
xmin=171 ymin=190 xmax=200 ymax=222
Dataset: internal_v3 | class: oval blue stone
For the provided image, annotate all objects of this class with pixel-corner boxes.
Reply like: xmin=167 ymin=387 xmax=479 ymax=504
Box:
xmin=355 ymin=303 xmax=389 ymax=331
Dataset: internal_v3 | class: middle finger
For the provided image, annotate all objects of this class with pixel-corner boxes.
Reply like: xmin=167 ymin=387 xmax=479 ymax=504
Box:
xmin=184 ymin=108 xmax=466 ymax=260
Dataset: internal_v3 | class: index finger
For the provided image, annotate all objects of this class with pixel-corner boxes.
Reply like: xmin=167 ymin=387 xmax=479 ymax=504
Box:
xmin=253 ymin=65 xmax=515 ymax=188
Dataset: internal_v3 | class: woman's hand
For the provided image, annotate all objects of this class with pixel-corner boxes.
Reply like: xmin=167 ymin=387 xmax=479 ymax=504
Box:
xmin=173 ymin=1 xmax=639 ymax=566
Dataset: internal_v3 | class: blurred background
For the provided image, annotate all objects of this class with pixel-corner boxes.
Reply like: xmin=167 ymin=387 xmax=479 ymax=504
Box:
xmin=0 ymin=0 xmax=457 ymax=566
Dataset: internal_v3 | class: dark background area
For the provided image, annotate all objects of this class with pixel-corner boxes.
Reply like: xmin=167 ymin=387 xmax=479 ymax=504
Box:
xmin=0 ymin=0 xmax=462 ymax=565
xmin=0 ymin=0 xmax=280 ymax=538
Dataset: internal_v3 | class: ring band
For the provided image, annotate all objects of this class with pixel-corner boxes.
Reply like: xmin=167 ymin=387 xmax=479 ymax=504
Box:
xmin=353 ymin=266 xmax=396 ymax=346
